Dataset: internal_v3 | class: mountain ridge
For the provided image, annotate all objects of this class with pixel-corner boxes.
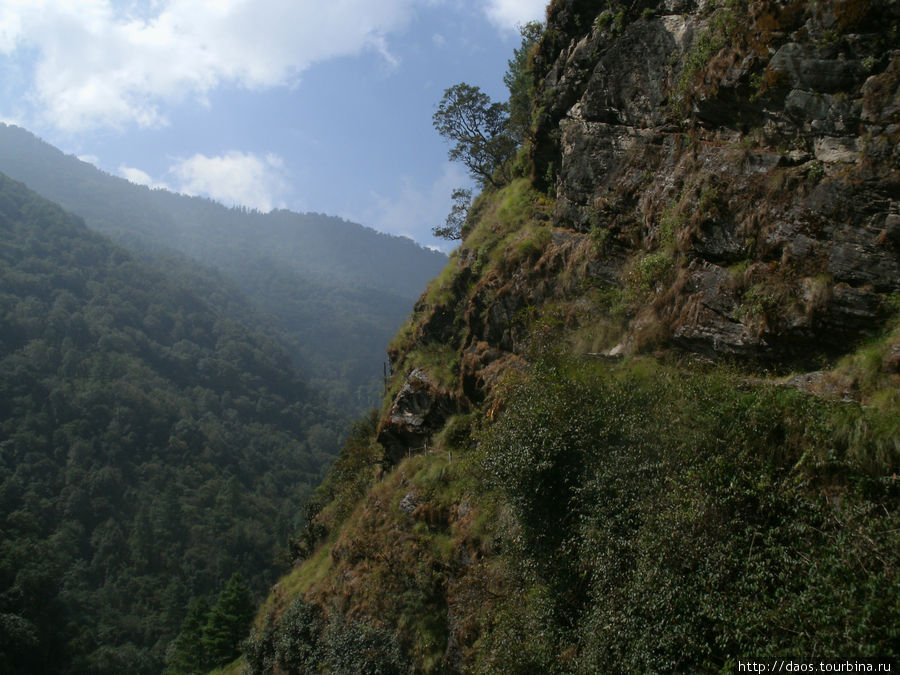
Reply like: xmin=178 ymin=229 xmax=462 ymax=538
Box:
xmin=0 ymin=123 xmax=444 ymax=299
xmin=0 ymin=123 xmax=447 ymax=411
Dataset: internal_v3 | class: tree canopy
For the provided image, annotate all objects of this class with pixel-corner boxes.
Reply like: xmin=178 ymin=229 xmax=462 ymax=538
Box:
xmin=431 ymin=22 xmax=543 ymax=241
xmin=0 ymin=173 xmax=343 ymax=673
xmin=431 ymin=187 xmax=472 ymax=241
xmin=433 ymin=83 xmax=516 ymax=189
xmin=504 ymin=21 xmax=542 ymax=144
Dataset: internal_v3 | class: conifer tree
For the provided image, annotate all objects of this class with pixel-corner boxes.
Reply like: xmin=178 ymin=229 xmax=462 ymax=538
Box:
xmin=201 ymin=574 xmax=255 ymax=667
xmin=165 ymin=597 xmax=210 ymax=674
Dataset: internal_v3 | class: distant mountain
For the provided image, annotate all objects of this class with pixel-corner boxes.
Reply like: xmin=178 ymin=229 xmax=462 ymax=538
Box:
xmin=0 ymin=124 xmax=447 ymax=411
xmin=0 ymin=172 xmax=343 ymax=673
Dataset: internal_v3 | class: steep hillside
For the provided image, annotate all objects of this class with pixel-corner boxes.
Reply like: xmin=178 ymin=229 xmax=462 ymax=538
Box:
xmin=0 ymin=124 xmax=447 ymax=410
xmin=0 ymin=173 xmax=341 ymax=673
xmin=243 ymin=1 xmax=898 ymax=672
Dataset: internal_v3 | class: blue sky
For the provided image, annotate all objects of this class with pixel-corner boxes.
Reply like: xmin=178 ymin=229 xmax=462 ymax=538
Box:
xmin=0 ymin=0 xmax=547 ymax=251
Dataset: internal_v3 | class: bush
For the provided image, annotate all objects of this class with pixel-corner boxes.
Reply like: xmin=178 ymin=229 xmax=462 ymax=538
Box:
xmin=477 ymin=355 xmax=899 ymax=670
xmin=244 ymin=597 xmax=407 ymax=675
xmin=321 ymin=617 xmax=407 ymax=674
xmin=274 ymin=600 xmax=326 ymax=673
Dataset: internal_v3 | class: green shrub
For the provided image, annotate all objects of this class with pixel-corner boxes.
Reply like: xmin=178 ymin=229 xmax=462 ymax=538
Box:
xmin=626 ymin=250 xmax=675 ymax=303
xmin=673 ymin=4 xmax=744 ymax=115
xmin=245 ymin=598 xmax=407 ymax=674
xmin=476 ymin=355 xmax=899 ymax=670
xmin=807 ymin=160 xmax=825 ymax=182
xmin=595 ymin=10 xmax=613 ymax=31
xmin=321 ymin=616 xmax=407 ymax=674
xmin=273 ymin=600 xmax=326 ymax=673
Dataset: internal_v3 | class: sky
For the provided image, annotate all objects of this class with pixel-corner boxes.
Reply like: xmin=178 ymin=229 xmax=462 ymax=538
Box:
xmin=0 ymin=0 xmax=548 ymax=251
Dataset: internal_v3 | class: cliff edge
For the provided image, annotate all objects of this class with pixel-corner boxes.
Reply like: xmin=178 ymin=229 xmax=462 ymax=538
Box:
xmin=242 ymin=2 xmax=899 ymax=672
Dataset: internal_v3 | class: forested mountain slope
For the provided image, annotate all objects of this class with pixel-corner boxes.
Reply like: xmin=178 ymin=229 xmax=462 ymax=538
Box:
xmin=0 ymin=173 xmax=342 ymax=673
xmin=0 ymin=124 xmax=447 ymax=410
xmin=242 ymin=1 xmax=899 ymax=672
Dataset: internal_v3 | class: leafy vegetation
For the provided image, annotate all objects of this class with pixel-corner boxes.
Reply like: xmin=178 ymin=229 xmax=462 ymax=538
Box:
xmin=673 ymin=1 xmax=746 ymax=115
xmin=473 ymin=353 xmax=897 ymax=671
xmin=432 ymin=21 xmax=541 ymax=241
xmin=6 ymin=2 xmax=899 ymax=672
xmin=167 ymin=574 xmax=255 ymax=673
xmin=245 ymin=596 xmax=407 ymax=675
xmin=240 ymin=2 xmax=899 ymax=671
xmin=248 ymin=346 xmax=898 ymax=672
xmin=0 ymin=174 xmax=341 ymax=673
xmin=433 ymin=83 xmax=518 ymax=189
xmin=504 ymin=22 xmax=543 ymax=146
xmin=431 ymin=188 xmax=471 ymax=241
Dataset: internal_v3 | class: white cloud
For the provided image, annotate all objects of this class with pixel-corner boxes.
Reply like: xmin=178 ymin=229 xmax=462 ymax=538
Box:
xmin=119 ymin=164 xmax=169 ymax=190
xmin=361 ymin=163 xmax=470 ymax=251
xmin=482 ymin=0 xmax=546 ymax=32
xmin=0 ymin=0 xmax=417 ymax=131
xmin=169 ymin=151 xmax=290 ymax=212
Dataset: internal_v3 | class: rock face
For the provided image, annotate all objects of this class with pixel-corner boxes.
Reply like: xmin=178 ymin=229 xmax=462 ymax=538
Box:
xmin=377 ymin=368 xmax=458 ymax=464
xmin=378 ymin=0 xmax=899 ymax=456
xmin=527 ymin=0 xmax=899 ymax=363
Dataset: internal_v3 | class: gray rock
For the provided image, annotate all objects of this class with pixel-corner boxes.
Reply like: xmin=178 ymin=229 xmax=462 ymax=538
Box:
xmin=769 ymin=43 xmax=863 ymax=93
xmin=814 ymin=136 xmax=859 ymax=162
xmin=399 ymin=490 xmax=420 ymax=516
xmin=378 ymin=369 xmax=458 ymax=465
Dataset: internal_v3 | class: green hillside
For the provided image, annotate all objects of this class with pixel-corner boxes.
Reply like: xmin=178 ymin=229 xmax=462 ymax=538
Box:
xmin=0 ymin=123 xmax=447 ymax=412
xmin=0 ymin=173 xmax=342 ymax=673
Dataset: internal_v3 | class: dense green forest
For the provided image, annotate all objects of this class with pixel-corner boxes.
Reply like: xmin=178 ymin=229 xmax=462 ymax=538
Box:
xmin=0 ymin=173 xmax=343 ymax=673
xmin=0 ymin=123 xmax=447 ymax=413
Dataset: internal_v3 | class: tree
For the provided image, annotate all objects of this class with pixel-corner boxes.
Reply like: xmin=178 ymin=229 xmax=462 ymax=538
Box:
xmin=504 ymin=22 xmax=543 ymax=144
xmin=433 ymin=83 xmax=517 ymax=188
xmin=165 ymin=597 xmax=210 ymax=674
xmin=201 ymin=574 xmax=255 ymax=667
xmin=432 ymin=187 xmax=472 ymax=241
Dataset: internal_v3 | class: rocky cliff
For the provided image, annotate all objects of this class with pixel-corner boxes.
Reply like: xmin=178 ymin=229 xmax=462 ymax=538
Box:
xmin=530 ymin=0 xmax=898 ymax=362
xmin=375 ymin=0 xmax=899 ymax=466
xmin=242 ymin=2 xmax=898 ymax=672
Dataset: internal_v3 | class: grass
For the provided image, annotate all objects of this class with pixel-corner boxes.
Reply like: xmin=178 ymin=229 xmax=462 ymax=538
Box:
xmin=255 ymin=337 xmax=899 ymax=672
xmin=672 ymin=2 xmax=745 ymax=116
xmin=461 ymin=178 xmax=553 ymax=276
xmin=421 ymin=251 xmax=463 ymax=308
xmin=387 ymin=315 xmax=419 ymax=356
xmin=831 ymin=301 xmax=900 ymax=466
xmin=254 ymin=534 xmax=336 ymax=625
xmin=397 ymin=342 xmax=460 ymax=391
xmin=625 ymin=250 xmax=676 ymax=304
xmin=208 ymin=658 xmax=247 ymax=675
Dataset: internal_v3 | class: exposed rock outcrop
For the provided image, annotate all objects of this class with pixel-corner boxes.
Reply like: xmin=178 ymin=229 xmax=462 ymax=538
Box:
xmin=257 ymin=4 xmax=900 ymax=672
xmin=379 ymin=0 xmax=898 ymax=461
xmin=377 ymin=368 xmax=458 ymax=464
xmin=525 ymin=0 xmax=899 ymax=365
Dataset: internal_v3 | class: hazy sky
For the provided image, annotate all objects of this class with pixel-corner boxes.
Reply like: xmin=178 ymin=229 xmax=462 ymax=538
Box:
xmin=0 ymin=0 xmax=547 ymax=251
